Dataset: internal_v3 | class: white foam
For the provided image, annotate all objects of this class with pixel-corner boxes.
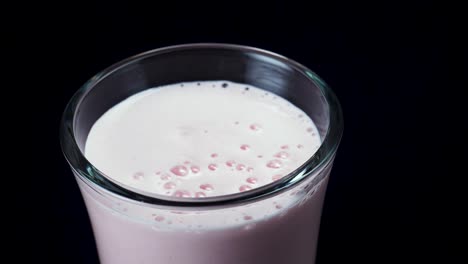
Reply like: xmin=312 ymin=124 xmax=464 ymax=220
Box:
xmin=85 ymin=81 xmax=321 ymax=198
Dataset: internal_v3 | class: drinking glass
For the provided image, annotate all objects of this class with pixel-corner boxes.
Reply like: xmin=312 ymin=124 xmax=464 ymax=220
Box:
xmin=60 ymin=43 xmax=343 ymax=264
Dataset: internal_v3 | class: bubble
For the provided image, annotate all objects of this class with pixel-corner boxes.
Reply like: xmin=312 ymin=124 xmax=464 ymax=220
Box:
xmin=246 ymin=177 xmax=258 ymax=184
xmin=173 ymin=190 xmax=191 ymax=198
xmin=281 ymin=145 xmax=289 ymax=150
xmin=208 ymin=164 xmax=218 ymax=171
xmin=170 ymin=165 xmax=188 ymax=176
xmin=154 ymin=216 xmax=165 ymax=222
xmin=184 ymin=161 xmax=191 ymax=165
xmin=266 ymin=159 xmax=283 ymax=169
xmin=190 ymin=165 xmax=200 ymax=174
xmin=240 ymin=144 xmax=250 ymax=151
xmin=200 ymin=184 xmax=214 ymax=191
xmin=297 ymin=144 xmax=304 ymax=149
xmin=160 ymin=173 xmax=171 ymax=181
xmin=247 ymin=167 xmax=254 ymax=172
xmin=249 ymin=123 xmax=262 ymax=131
xmin=275 ymin=204 xmax=283 ymax=209
xmin=245 ymin=87 xmax=249 ymax=91
xmin=132 ymin=172 xmax=144 ymax=180
xmin=211 ymin=153 xmax=218 ymax=158
xmin=239 ymin=185 xmax=252 ymax=192
xmin=163 ymin=182 xmax=176 ymax=190
xmin=243 ymin=215 xmax=253 ymax=221
xmin=222 ymin=83 xmax=228 ymax=88
xmin=234 ymin=121 xmax=239 ymax=125
xmin=274 ymin=151 xmax=289 ymax=159
xmin=272 ymin=174 xmax=282 ymax=181
xmin=195 ymin=192 xmax=206 ymax=198
xmin=257 ymin=155 xmax=263 ymax=158
xmin=226 ymin=160 xmax=236 ymax=167
xmin=236 ymin=164 xmax=246 ymax=171
xmin=307 ymin=127 xmax=313 ymax=133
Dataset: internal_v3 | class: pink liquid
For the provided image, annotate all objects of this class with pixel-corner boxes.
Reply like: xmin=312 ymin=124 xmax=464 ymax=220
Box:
xmin=81 ymin=81 xmax=330 ymax=264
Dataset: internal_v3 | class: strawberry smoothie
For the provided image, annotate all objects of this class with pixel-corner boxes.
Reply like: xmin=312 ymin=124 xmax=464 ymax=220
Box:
xmin=78 ymin=81 xmax=331 ymax=264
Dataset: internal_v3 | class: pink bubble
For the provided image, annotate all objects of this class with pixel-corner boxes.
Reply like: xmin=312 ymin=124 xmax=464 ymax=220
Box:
xmin=211 ymin=153 xmax=218 ymax=158
xmin=160 ymin=173 xmax=171 ymax=181
xmin=154 ymin=216 xmax=165 ymax=222
xmin=236 ymin=164 xmax=246 ymax=171
xmin=281 ymin=145 xmax=289 ymax=150
xmin=266 ymin=159 xmax=283 ymax=169
xmin=190 ymin=165 xmax=200 ymax=174
xmin=208 ymin=164 xmax=218 ymax=171
xmin=272 ymin=174 xmax=282 ymax=181
xmin=200 ymin=184 xmax=214 ymax=191
xmin=170 ymin=165 xmax=188 ymax=176
xmin=240 ymin=144 xmax=250 ymax=151
xmin=163 ymin=182 xmax=176 ymax=190
xmin=246 ymin=177 xmax=258 ymax=184
xmin=195 ymin=192 xmax=206 ymax=198
xmin=297 ymin=144 xmax=304 ymax=149
xmin=226 ymin=160 xmax=236 ymax=167
xmin=173 ymin=190 xmax=191 ymax=198
xmin=239 ymin=185 xmax=252 ymax=192
xmin=247 ymin=167 xmax=254 ymax=172
xmin=243 ymin=215 xmax=253 ymax=221
xmin=274 ymin=151 xmax=289 ymax=159
xmin=249 ymin=123 xmax=262 ymax=131
xmin=132 ymin=172 xmax=144 ymax=180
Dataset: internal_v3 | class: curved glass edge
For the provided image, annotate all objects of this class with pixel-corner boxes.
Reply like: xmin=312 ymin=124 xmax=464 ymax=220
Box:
xmin=60 ymin=43 xmax=344 ymax=208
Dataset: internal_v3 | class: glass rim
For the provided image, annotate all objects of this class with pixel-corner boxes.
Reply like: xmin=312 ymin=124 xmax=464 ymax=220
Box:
xmin=60 ymin=43 xmax=343 ymax=208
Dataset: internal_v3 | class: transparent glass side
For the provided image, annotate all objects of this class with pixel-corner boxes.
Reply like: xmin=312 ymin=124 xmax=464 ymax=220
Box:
xmin=75 ymin=160 xmax=334 ymax=263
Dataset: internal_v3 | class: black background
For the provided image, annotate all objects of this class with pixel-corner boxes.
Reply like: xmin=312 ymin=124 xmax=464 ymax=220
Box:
xmin=10 ymin=0 xmax=466 ymax=263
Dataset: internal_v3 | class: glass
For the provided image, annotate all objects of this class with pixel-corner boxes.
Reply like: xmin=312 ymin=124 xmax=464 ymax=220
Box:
xmin=60 ymin=43 xmax=343 ymax=264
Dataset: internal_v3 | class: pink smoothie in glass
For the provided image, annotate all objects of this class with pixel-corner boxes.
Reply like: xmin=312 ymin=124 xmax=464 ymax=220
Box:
xmin=81 ymin=81 xmax=329 ymax=264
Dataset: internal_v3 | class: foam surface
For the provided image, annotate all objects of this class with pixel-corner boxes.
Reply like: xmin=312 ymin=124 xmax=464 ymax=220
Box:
xmin=85 ymin=81 xmax=321 ymax=198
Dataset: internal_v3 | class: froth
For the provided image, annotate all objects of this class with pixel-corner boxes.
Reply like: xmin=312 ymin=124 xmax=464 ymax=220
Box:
xmin=85 ymin=81 xmax=321 ymax=198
